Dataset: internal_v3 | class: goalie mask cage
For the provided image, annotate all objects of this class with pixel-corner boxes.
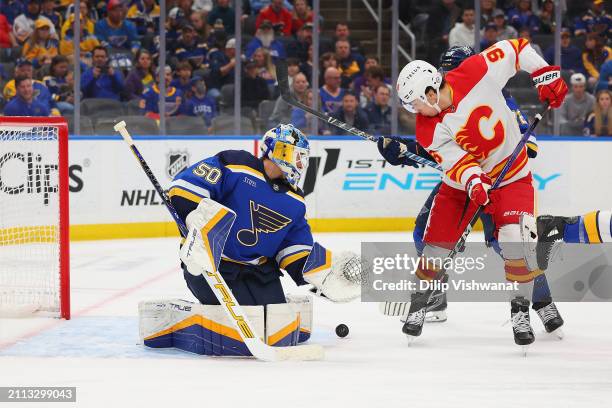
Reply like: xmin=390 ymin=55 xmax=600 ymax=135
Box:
xmin=0 ymin=116 xmax=70 ymax=319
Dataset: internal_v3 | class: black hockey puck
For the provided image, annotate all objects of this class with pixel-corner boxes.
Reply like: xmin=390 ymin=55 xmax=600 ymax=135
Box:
xmin=335 ymin=324 xmax=349 ymax=338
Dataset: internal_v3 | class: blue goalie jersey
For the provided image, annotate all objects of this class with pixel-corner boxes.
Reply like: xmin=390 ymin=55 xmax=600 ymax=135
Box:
xmin=169 ymin=150 xmax=314 ymax=273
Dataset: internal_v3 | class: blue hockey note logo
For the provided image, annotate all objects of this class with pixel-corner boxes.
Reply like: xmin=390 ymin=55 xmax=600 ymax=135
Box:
xmin=237 ymin=200 xmax=292 ymax=246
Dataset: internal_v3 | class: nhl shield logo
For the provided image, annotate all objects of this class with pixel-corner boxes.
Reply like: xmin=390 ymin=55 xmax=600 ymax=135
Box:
xmin=166 ymin=151 xmax=190 ymax=179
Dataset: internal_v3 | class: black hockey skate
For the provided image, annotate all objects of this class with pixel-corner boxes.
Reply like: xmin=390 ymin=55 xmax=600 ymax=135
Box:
xmin=402 ymin=292 xmax=428 ymax=342
xmin=425 ymin=291 xmax=447 ymax=323
xmin=533 ymin=301 xmax=564 ymax=338
xmin=536 ymin=215 xmax=578 ymax=270
xmin=510 ymin=297 xmax=535 ymax=353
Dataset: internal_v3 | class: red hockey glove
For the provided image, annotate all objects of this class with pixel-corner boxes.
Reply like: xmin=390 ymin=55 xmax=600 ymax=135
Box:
xmin=466 ymin=173 xmax=492 ymax=207
xmin=531 ymin=66 xmax=568 ymax=109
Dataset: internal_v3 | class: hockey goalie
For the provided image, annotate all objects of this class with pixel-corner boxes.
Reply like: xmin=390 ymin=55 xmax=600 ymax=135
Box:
xmin=138 ymin=124 xmax=363 ymax=357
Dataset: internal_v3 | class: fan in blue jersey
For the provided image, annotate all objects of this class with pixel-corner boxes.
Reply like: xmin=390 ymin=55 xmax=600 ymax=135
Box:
xmin=378 ymin=46 xmax=566 ymax=335
xmin=179 ymin=76 xmax=217 ymax=130
xmin=165 ymin=124 xmax=362 ymax=356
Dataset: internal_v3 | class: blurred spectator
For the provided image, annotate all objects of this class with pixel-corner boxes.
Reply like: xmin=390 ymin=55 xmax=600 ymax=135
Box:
xmin=95 ymin=0 xmax=140 ymax=53
xmin=13 ymin=0 xmax=58 ymax=45
xmin=270 ymin=71 xmax=308 ymax=125
xmin=175 ymin=0 xmax=195 ymax=26
xmin=584 ymin=89 xmax=612 ymax=136
xmin=252 ymin=47 xmax=276 ymax=85
xmin=333 ymin=22 xmax=362 ymax=56
xmin=479 ymin=0 xmax=496 ymax=26
xmin=286 ymin=22 xmax=311 ymax=63
xmin=352 ymin=56 xmax=381 ymax=98
xmin=140 ymin=65 xmax=183 ymax=118
xmin=560 ymin=73 xmax=595 ymax=126
xmin=574 ymin=0 xmax=611 ymax=39
xmin=81 ymin=45 xmax=124 ymax=100
xmin=518 ymin=27 xmax=543 ymax=57
xmin=544 ymin=28 xmax=584 ymax=74
xmin=299 ymin=44 xmax=313 ymax=82
xmin=366 ymin=85 xmax=392 ymax=136
xmin=43 ymin=55 xmax=74 ymax=114
xmin=166 ymin=6 xmax=185 ymax=44
xmin=242 ymin=58 xmax=269 ymax=112
xmin=291 ymin=88 xmax=315 ymax=134
xmin=320 ymin=67 xmax=344 ymax=114
xmin=328 ymin=91 xmax=369 ymax=136
xmin=449 ymin=6 xmax=476 ymax=48
xmin=173 ymin=23 xmax=208 ymax=70
xmin=507 ymin=0 xmax=540 ymax=34
xmin=3 ymin=75 xmax=50 ymax=116
xmin=0 ymin=12 xmax=17 ymax=49
xmin=59 ymin=8 xmax=99 ymax=63
xmin=125 ymin=49 xmax=154 ymax=100
xmin=424 ymin=0 xmax=461 ymax=63
xmin=207 ymin=36 xmax=236 ymax=99
xmin=493 ymin=9 xmax=517 ymax=40
xmin=3 ymin=58 xmax=61 ymax=117
xmin=320 ymin=51 xmax=338 ymax=71
xmin=336 ymin=39 xmax=363 ymax=89
xmin=22 ymin=18 xmax=57 ymax=68
xmin=596 ymin=60 xmax=612 ymax=92
xmin=358 ymin=66 xmax=389 ymax=109
xmin=190 ymin=10 xmax=209 ymax=39
xmin=207 ymin=0 xmax=235 ymax=35
xmin=537 ymin=0 xmax=556 ymax=34
xmin=256 ymin=0 xmax=291 ymax=37
xmin=171 ymin=61 xmax=194 ymax=98
xmin=246 ymin=19 xmax=285 ymax=60
xmin=40 ymin=0 xmax=61 ymax=30
xmin=60 ymin=1 xmax=94 ymax=41
xmin=582 ymin=33 xmax=611 ymax=88
xmin=250 ymin=0 xmax=293 ymax=15
xmin=291 ymin=0 xmax=312 ymax=35
xmin=127 ymin=0 xmax=160 ymax=37
xmin=180 ymin=76 xmax=216 ymax=131
xmin=285 ymin=57 xmax=300 ymax=87
xmin=480 ymin=23 xmax=498 ymax=50
xmin=2 ymin=0 xmax=25 ymax=24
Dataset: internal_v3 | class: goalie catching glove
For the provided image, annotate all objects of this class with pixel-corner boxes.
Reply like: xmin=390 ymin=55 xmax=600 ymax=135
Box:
xmin=302 ymin=242 xmax=364 ymax=303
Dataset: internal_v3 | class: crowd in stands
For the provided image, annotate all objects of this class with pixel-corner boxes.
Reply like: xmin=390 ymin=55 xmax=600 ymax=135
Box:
xmin=0 ymin=0 xmax=610 ymax=136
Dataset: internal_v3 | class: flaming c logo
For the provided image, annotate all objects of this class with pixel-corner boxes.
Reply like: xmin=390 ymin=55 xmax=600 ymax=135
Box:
xmin=455 ymin=105 xmax=505 ymax=160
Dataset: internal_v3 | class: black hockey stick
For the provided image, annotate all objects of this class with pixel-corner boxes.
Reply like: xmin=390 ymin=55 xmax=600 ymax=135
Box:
xmin=275 ymin=60 xmax=443 ymax=171
xmin=402 ymin=105 xmax=550 ymax=338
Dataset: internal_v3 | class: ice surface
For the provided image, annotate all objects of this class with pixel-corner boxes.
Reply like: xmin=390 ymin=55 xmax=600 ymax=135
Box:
xmin=1 ymin=233 xmax=611 ymax=408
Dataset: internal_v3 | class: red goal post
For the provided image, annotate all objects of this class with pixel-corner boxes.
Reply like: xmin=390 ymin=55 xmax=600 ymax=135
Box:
xmin=0 ymin=116 xmax=70 ymax=319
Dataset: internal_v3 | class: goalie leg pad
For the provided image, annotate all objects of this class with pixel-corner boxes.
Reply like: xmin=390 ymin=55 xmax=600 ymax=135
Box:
xmin=180 ymin=199 xmax=236 ymax=276
xmin=286 ymin=294 xmax=313 ymax=343
xmin=139 ymin=297 xmax=313 ymax=355
xmin=139 ymin=299 xmax=264 ymax=356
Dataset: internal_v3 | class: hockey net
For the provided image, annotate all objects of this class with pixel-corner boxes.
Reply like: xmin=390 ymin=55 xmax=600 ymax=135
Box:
xmin=0 ymin=117 xmax=70 ymax=319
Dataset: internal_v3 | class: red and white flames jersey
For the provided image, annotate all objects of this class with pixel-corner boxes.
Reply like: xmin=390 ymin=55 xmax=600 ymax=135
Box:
xmin=416 ymin=39 xmax=549 ymax=191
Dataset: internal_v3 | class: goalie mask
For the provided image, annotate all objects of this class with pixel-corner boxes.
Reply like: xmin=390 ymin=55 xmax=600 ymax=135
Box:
xmin=260 ymin=124 xmax=310 ymax=189
xmin=396 ymin=60 xmax=443 ymax=114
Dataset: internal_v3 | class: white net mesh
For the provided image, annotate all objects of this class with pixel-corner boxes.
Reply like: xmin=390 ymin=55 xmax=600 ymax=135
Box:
xmin=0 ymin=124 xmax=62 ymax=316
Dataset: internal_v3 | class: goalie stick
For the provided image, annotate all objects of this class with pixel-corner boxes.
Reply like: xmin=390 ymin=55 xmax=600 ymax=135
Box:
xmin=275 ymin=60 xmax=443 ymax=171
xmin=114 ymin=121 xmax=324 ymax=362
xmin=402 ymin=105 xmax=550 ymax=339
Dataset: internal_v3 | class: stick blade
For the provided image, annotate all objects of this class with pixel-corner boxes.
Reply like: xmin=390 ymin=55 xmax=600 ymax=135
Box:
xmin=273 ymin=344 xmax=325 ymax=361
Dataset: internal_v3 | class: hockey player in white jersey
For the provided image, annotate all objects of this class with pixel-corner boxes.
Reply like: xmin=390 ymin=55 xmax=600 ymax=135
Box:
xmin=396 ymin=38 xmax=568 ymax=348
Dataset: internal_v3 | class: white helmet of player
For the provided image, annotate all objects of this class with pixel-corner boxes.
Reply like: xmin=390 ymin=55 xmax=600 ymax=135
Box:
xmin=396 ymin=60 xmax=443 ymax=114
xmin=260 ymin=124 xmax=310 ymax=190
